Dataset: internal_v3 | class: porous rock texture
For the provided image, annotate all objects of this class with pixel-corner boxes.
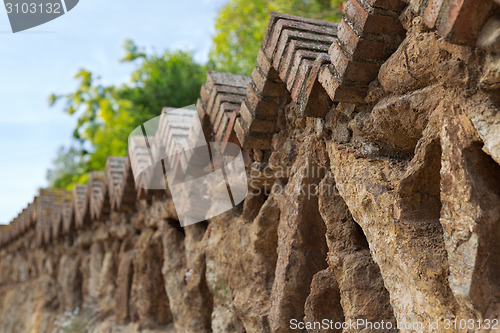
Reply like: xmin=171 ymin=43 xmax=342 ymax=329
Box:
xmin=1 ymin=1 xmax=500 ymax=332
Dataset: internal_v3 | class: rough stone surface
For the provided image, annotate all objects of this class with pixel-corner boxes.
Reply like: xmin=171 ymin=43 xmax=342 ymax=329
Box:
xmin=269 ymin=150 xmax=328 ymax=333
xmin=1 ymin=6 xmax=500 ymax=333
xmin=303 ymin=268 xmax=343 ymax=333
xmin=318 ymin=173 xmax=396 ymax=329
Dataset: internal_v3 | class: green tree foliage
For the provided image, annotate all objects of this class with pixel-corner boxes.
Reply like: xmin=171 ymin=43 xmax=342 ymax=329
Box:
xmin=47 ymin=41 xmax=206 ymax=189
xmin=210 ymin=0 xmax=344 ymax=75
xmin=46 ymin=146 xmax=89 ymax=191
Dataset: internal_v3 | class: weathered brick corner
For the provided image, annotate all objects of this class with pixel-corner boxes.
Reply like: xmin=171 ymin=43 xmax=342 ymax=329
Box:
xmin=317 ymin=0 xmax=405 ymax=106
xmin=423 ymin=0 xmax=495 ymax=46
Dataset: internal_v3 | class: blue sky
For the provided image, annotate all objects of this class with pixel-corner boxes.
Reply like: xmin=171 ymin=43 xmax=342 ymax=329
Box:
xmin=0 ymin=0 xmax=228 ymax=224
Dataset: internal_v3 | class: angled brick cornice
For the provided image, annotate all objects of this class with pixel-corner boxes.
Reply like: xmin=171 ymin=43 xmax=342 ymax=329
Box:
xmin=129 ymin=135 xmax=154 ymax=196
xmin=236 ymin=13 xmax=338 ymax=150
xmin=73 ymin=185 xmax=89 ymax=230
xmin=316 ymin=0 xmax=405 ymax=107
xmin=87 ymin=171 xmax=109 ymax=221
xmin=51 ymin=190 xmax=69 ymax=241
xmin=105 ymin=156 xmax=127 ymax=211
xmin=263 ymin=13 xmax=337 ymax=99
xmin=423 ymin=0 xmax=494 ymax=46
xmin=35 ymin=189 xmax=64 ymax=246
xmin=197 ymin=71 xmax=250 ymax=145
xmin=61 ymin=192 xmax=73 ymax=235
xmin=0 ymin=198 xmax=37 ymax=247
xmin=116 ymin=156 xmax=138 ymax=212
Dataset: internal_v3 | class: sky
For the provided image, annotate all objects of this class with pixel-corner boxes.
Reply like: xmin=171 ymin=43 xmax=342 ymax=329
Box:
xmin=0 ymin=0 xmax=228 ymax=224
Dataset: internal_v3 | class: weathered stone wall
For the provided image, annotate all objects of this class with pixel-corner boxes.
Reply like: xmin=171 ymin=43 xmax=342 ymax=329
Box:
xmin=1 ymin=0 xmax=500 ymax=332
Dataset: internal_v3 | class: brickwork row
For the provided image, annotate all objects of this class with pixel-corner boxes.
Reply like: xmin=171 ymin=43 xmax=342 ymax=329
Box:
xmin=235 ymin=13 xmax=337 ymax=150
xmin=315 ymin=0 xmax=405 ymax=107
xmin=197 ymin=71 xmax=251 ymax=146
xmin=236 ymin=4 xmax=406 ymax=149
xmin=0 ymin=70 xmax=251 ymax=248
xmin=0 ymin=4 xmax=411 ymax=248
xmin=1 ymin=0 xmax=495 ymax=250
xmin=0 ymin=155 xmax=137 ymax=248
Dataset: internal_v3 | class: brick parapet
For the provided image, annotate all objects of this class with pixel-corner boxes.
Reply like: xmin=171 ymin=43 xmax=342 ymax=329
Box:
xmin=0 ymin=2 xmax=496 ymax=259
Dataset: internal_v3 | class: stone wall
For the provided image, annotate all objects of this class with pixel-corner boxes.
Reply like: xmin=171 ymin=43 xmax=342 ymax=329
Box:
xmin=1 ymin=0 xmax=500 ymax=332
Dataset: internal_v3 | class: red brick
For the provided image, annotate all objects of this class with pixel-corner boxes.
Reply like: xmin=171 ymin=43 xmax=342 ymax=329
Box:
xmin=233 ymin=117 xmax=273 ymax=150
xmin=344 ymin=0 xmax=404 ymax=37
xmin=170 ymin=152 xmax=185 ymax=184
xmin=272 ymin=28 xmax=335 ymax=73
xmin=318 ymin=64 xmax=368 ymax=103
xmin=245 ymin=83 xmax=280 ymax=119
xmin=206 ymin=86 xmax=247 ymax=118
xmin=239 ymin=97 xmax=278 ymax=132
xmin=196 ymin=99 xmax=213 ymax=141
xmin=277 ymin=39 xmax=330 ymax=81
xmin=224 ymin=109 xmax=239 ymax=138
xmin=262 ymin=12 xmax=337 ymax=50
xmin=234 ymin=118 xmax=247 ymax=147
xmin=239 ymin=105 xmax=276 ymax=133
xmin=222 ymin=110 xmax=241 ymax=150
xmin=208 ymin=93 xmax=245 ymax=125
xmin=61 ymin=198 xmax=73 ymax=234
xmin=250 ymin=118 xmax=276 ymax=134
xmin=18 ymin=211 xmax=26 ymax=234
xmin=257 ymin=48 xmax=281 ymax=81
xmin=215 ymin=85 xmax=247 ymax=97
xmin=36 ymin=190 xmax=59 ymax=245
xmin=215 ymin=114 xmax=230 ymax=142
xmin=88 ymin=172 xmax=107 ymax=221
xmin=105 ymin=156 xmax=126 ymax=208
xmin=262 ymin=13 xmax=282 ymax=49
xmin=48 ymin=190 xmax=68 ymax=240
xmin=437 ymin=0 xmax=494 ymax=46
xmin=210 ymin=94 xmax=244 ymax=124
xmin=73 ymin=185 xmax=89 ymax=228
xmin=243 ymin=133 xmax=273 ymax=150
xmin=251 ymin=66 xmax=286 ymax=98
xmin=239 ymin=100 xmax=255 ymax=128
xmin=365 ymin=0 xmax=406 ymax=12
xmin=214 ymin=103 xmax=239 ymax=137
xmin=11 ymin=218 xmax=18 ymax=240
xmin=23 ymin=211 xmax=30 ymax=232
xmin=26 ymin=205 xmax=35 ymax=231
xmin=292 ymin=59 xmax=315 ymax=102
xmin=222 ymin=129 xmax=240 ymax=152
xmin=265 ymin=18 xmax=336 ymax=61
xmin=251 ymin=66 xmax=267 ymax=93
xmin=116 ymin=158 xmax=138 ymax=212
xmin=329 ymin=41 xmax=381 ymax=85
xmin=298 ymin=54 xmax=333 ymax=118
xmin=285 ymin=50 xmax=319 ymax=92
xmin=338 ymin=19 xmax=398 ymax=61
xmin=200 ymin=84 xmax=210 ymax=106
xmin=205 ymin=89 xmax=219 ymax=119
